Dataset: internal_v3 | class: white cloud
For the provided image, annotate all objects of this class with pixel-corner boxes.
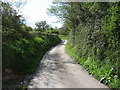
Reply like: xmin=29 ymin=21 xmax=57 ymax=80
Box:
xmin=20 ymin=0 xmax=63 ymax=28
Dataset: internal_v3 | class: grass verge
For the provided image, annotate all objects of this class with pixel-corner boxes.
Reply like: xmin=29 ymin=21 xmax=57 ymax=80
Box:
xmin=66 ymin=43 xmax=120 ymax=89
xmin=59 ymin=35 xmax=69 ymax=40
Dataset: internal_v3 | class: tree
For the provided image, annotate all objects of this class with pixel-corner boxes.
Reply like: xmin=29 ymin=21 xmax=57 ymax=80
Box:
xmin=1 ymin=1 xmax=26 ymax=42
xmin=59 ymin=23 xmax=69 ymax=35
xmin=2 ymin=2 xmax=25 ymax=32
xmin=48 ymin=2 xmax=120 ymax=88
xmin=22 ymin=25 xmax=33 ymax=32
xmin=35 ymin=21 xmax=49 ymax=32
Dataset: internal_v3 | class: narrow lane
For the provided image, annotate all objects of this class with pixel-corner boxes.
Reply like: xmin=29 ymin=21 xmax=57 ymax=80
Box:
xmin=28 ymin=40 xmax=109 ymax=88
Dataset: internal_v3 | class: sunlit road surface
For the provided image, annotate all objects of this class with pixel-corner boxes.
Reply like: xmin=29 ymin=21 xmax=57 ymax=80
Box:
xmin=28 ymin=40 xmax=109 ymax=89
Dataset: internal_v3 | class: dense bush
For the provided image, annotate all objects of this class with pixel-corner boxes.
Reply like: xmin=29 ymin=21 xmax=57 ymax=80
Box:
xmin=2 ymin=1 xmax=61 ymax=74
xmin=3 ymin=34 xmax=61 ymax=74
xmin=49 ymin=2 xmax=120 ymax=88
xmin=66 ymin=43 xmax=120 ymax=88
xmin=2 ymin=1 xmax=61 ymax=88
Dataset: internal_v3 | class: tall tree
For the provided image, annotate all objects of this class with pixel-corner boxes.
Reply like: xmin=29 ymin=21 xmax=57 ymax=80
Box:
xmin=35 ymin=21 xmax=49 ymax=32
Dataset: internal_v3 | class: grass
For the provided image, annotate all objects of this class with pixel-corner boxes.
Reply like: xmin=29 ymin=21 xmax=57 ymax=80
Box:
xmin=59 ymin=35 xmax=69 ymax=40
xmin=66 ymin=42 xmax=120 ymax=89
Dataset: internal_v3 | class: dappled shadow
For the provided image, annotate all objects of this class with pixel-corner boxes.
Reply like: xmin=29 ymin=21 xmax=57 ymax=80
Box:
xmin=43 ymin=53 xmax=65 ymax=71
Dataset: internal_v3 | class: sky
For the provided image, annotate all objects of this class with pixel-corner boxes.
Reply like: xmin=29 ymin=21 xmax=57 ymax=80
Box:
xmin=11 ymin=0 xmax=63 ymax=28
xmin=20 ymin=0 xmax=63 ymax=28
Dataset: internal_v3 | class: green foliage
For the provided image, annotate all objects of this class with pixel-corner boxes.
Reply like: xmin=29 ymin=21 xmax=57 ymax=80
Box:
xmin=59 ymin=28 xmax=69 ymax=35
xmin=59 ymin=35 xmax=68 ymax=40
xmin=66 ymin=43 xmax=120 ymax=88
xmin=2 ymin=0 xmax=61 ymax=80
xmin=46 ymin=29 xmax=59 ymax=35
xmin=2 ymin=2 xmax=24 ymax=32
xmin=2 ymin=0 xmax=62 ymax=88
xmin=49 ymin=2 xmax=120 ymax=88
xmin=35 ymin=21 xmax=49 ymax=32
xmin=58 ymin=23 xmax=70 ymax=35
xmin=23 ymin=25 xmax=33 ymax=32
xmin=3 ymin=34 xmax=61 ymax=74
